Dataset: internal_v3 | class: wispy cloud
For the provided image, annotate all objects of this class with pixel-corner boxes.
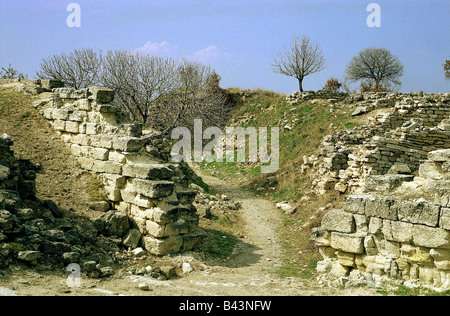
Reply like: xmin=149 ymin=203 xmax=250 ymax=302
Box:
xmin=134 ymin=41 xmax=177 ymax=57
xmin=189 ymin=45 xmax=230 ymax=63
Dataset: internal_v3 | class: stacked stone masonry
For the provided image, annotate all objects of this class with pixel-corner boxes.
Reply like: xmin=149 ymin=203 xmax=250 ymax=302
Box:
xmin=312 ymin=149 xmax=450 ymax=290
xmin=299 ymin=92 xmax=450 ymax=195
xmin=1 ymin=79 xmax=202 ymax=256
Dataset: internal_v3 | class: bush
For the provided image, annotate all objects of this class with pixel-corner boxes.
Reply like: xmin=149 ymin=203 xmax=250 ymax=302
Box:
xmin=323 ymin=77 xmax=342 ymax=92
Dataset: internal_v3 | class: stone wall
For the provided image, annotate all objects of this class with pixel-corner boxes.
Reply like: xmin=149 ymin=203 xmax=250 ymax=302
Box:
xmin=301 ymin=92 xmax=450 ymax=195
xmin=312 ymin=149 xmax=450 ymax=290
xmin=1 ymin=79 xmax=202 ymax=256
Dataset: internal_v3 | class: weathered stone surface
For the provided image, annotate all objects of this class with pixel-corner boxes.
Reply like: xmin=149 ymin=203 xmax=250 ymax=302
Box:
xmin=142 ymin=235 xmax=183 ymax=256
xmin=129 ymin=179 xmax=174 ymax=199
xmin=382 ymin=219 xmax=413 ymax=243
xmin=412 ymin=225 xmax=450 ymax=249
xmin=428 ymin=149 xmax=450 ymax=162
xmin=89 ymin=87 xmax=114 ymax=103
xmin=321 ymin=209 xmax=355 ymax=233
xmin=112 ymin=137 xmax=147 ymax=152
xmin=396 ymin=199 xmax=440 ymax=227
xmin=330 ymin=232 xmax=365 ymax=254
xmin=122 ymin=164 xmax=174 ymax=180
xmin=123 ymin=229 xmax=142 ymax=248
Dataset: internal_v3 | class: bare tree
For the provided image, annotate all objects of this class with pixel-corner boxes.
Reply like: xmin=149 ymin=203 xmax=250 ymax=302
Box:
xmin=36 ymin=48 xmax=102 ymax=89
xmin=100 ymin=50 xmax=177 ymax=124
xmin=345 ymin=48 xmax=404 ymax=92
xmin=153 ymin=59 xmax=229 ymax=132
xmin=272 ymin=35 xmax=326 ymax=92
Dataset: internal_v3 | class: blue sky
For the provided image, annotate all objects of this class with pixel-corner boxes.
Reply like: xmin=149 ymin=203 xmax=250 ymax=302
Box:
xmin=0 ymin=0 xmax=449 ymax=94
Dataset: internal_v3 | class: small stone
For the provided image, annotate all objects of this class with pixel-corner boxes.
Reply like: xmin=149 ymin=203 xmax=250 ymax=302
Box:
xmin=182 ymin=262 xmax=193 ymax=274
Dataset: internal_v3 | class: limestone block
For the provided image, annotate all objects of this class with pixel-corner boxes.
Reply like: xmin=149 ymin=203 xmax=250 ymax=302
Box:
xmin=396 ymin=199 xmax=440 ymax=227
xmin=99 ymin=174 xmax=126 ymax=189
xmin=368 ymin=217 xmax=383 ymax=235
xmin=52 ymin=109 xmax=71 ymax=120
xmin=342 ymin=194 xmax=368 ymax=215
xmin=70 ymin=144 xmax=82 ymax=157
xmin=112 ymin=137 xmax=147 ymax=152
xmin=120 ymin=189 xmax=137 ymax=204
xmin=428 ymin=149 xmax=450 ymax=162
xmin=331 ymin=232 xmax=365 ymax=254
xmin=364 ymin=196 xmax=397 ymax=220
xmin=321 ymin=209 xmax=355 ymax=233
xmin=53 ymin=120 xmax=66 ymax=132
xmin=329 ymin=261 xmax=350 ymax=278
xmin=86 ymin=123 xmax=100 ymax=135
xmin=89 ymin=87 xmax=115 ymax=103
xmin=91 ymin=160 xmax=122 ymax=175
xmin=103 ymin=185 xmax=121 ymax=202
xmin=129 ymin=179 xmax=174 ymax=199
xmin=382 ymin=219 xmax=413 ymax=243
xmin=133 ymin=194 xmax=156 ymax=209
xmin=109 ymin=151 xmax=126 ymax=163
xmin=146 ymin=220 xmax=166 ymax=238
xmin=68 ymin=111 xmax=87 ymax=122
xmin=71 ymin=134 xmax=91 ymax=146
xmin=65 ymin=121 xmax=80 ymax=134
xmin=165 ymin=217 xmax=197 ymax=236
xmin=419 ymin=161 xmax=444 ymax=180
xmin=122 ymin=164 xmax=174 ymax=180
xmin=77 ymin=157 xmax=95 ymax=170
xmin=412 ymin=225 xmax=450 ymax=248
xmin=364 ymin=236 xmax=378 ymax=255
xmin=75 ymin=99 xmax=91 ymax=111
xmin=90 ymin=135 xmax=113 ymax=149
xmin=142 ymin=235 xmax=183 ymax=256
xmin=123 ymin=229 xmax=142 ymax=249
xmin=42 ymin=108 xmax=54 ymax=120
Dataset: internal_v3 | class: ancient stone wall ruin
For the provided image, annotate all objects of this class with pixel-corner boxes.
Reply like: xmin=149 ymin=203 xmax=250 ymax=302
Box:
xmin=301 ymin=92 xmax=450 ymax=195
xmin=1 ymin=79 xmax=202 ymax=256
xmin=307 ymin=91 xmax=450 ymax=290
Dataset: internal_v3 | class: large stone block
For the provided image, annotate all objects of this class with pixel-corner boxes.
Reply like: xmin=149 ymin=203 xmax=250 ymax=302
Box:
xmin=321 ymin=209 xmax=355 ymax=233
xmin=330 ymin=232 xmax=365 ymax=254
xmin=142 ymin=235 xmax=183 ymax=256
xmin=112 ymin=137 xmax=147 ymax=152
xmin=90 ymin=135 xmax=113 ymax=149
xmin=396 ymin=199 xmax=440 ymax=227
xmin=342 ymin=194 xmax=368 ymax=214
xmin=419 ymin=161 xmax=445 ymax=180
xmin=91 ymin=160 xmax=122 ymax=175
xmin=122 ymin=164 xmax=174 ymax=180
xmin=129 ymin=179 xmax=174 ymax=199
xmin=89 ymin=87 xmax=115 ymax=103
xmin=364 ymin=196 xmax=397 ymax=220
xmin=428 ymin=149 xmax=450 ymax=162
xmin=382 ymin=219 xmax=413 ymax=243
xmin=412 ymin=225 xmax=450 ymax=248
